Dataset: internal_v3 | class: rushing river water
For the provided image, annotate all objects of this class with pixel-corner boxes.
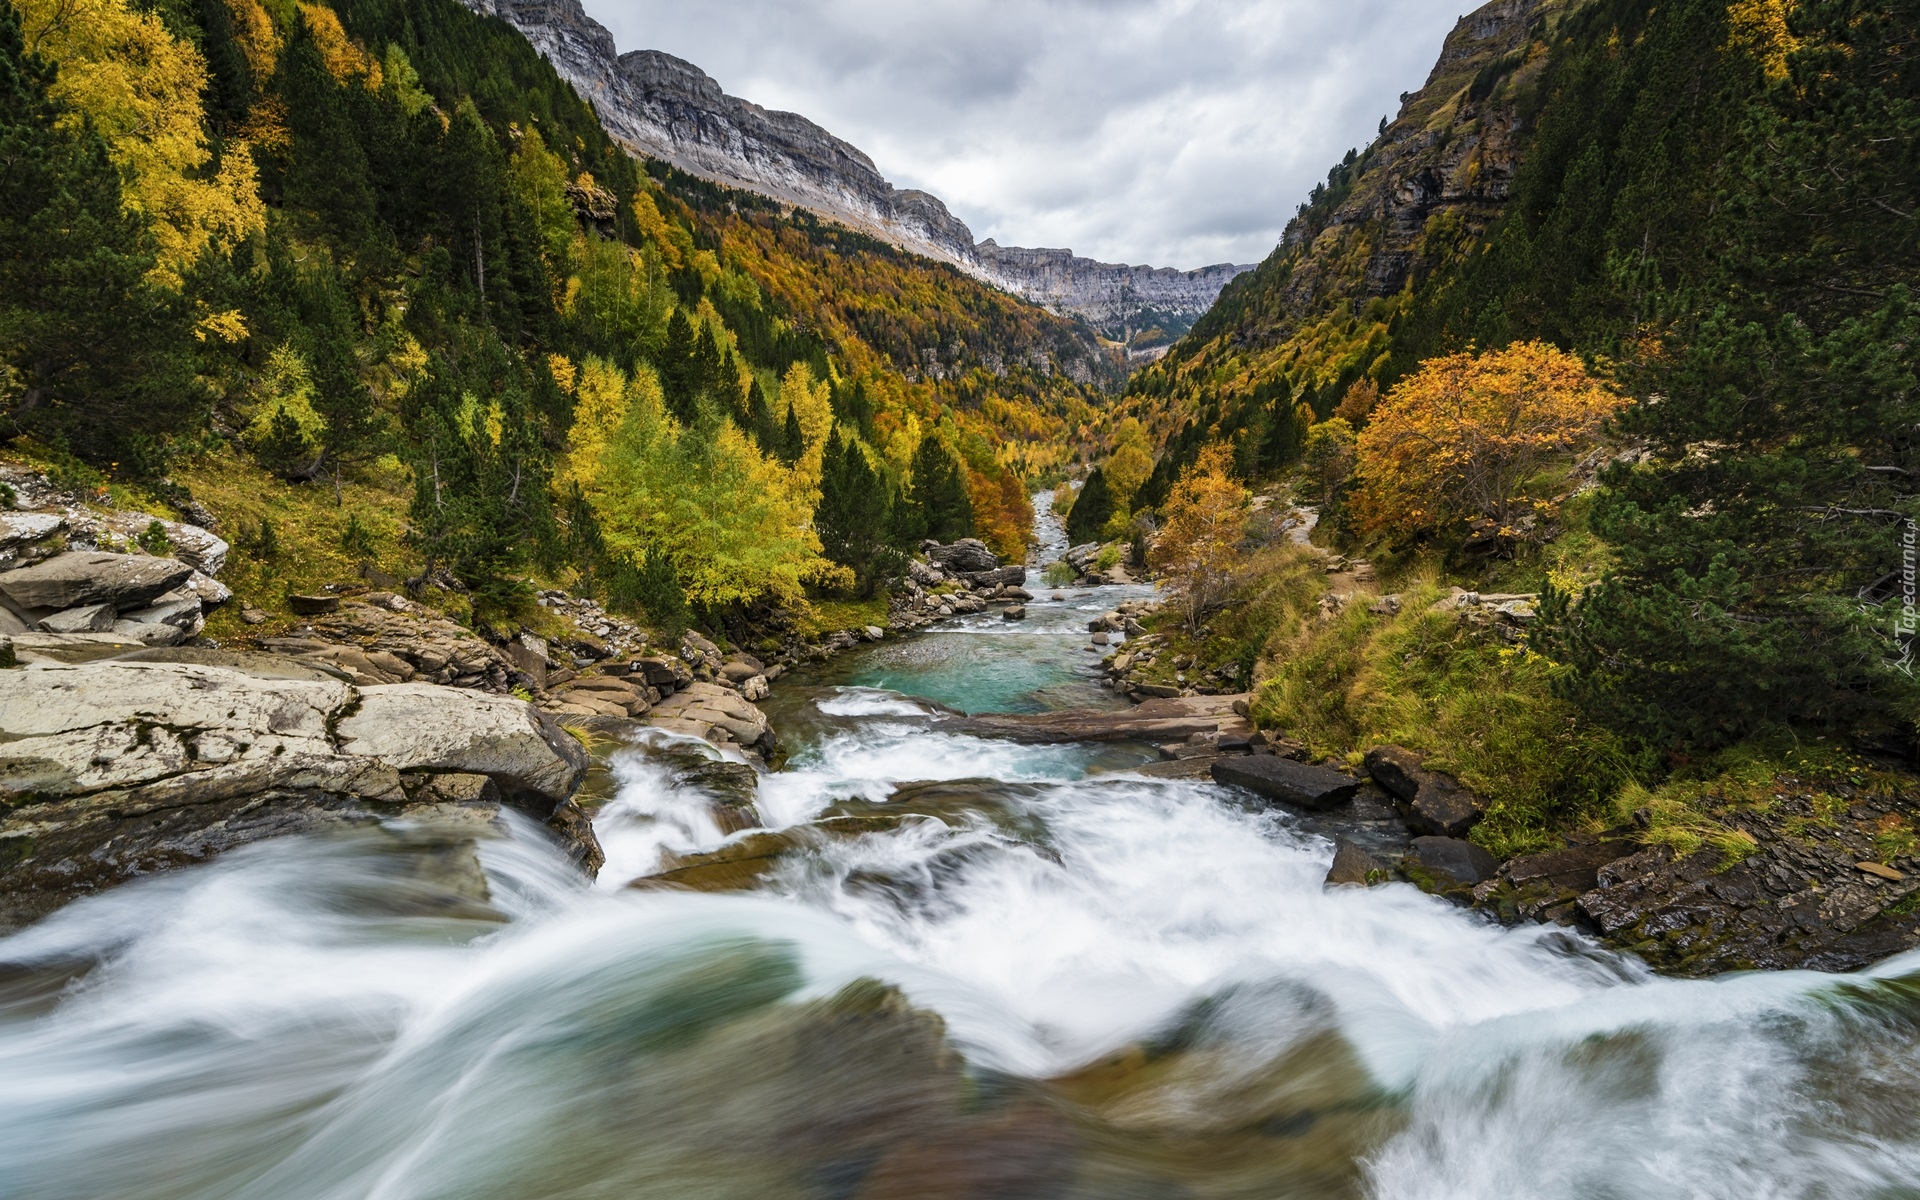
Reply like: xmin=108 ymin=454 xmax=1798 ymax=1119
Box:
xmin=7 ymin=502 xmax=1920 ymax=1198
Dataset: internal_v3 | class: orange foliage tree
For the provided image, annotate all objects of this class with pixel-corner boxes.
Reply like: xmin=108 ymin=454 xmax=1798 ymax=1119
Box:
xmin=1351 ymin=342 xmax=1626 ymax=540
xmin=1148 ymin=445 xmax=1249 ymax=634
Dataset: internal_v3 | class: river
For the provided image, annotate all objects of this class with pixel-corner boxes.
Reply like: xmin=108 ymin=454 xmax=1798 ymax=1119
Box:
xmin=5 ymin=499 xmax=1920 ymax=1198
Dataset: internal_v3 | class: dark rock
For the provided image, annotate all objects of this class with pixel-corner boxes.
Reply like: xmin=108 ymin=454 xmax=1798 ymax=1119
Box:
xmin=287 ymin=594 xmax=341 ymax=616
xmin=1507 ymin=840 xmax=1636 ymax=893
xmin=966 ymin=565 xmax=1028 ymax=589
xmin=0 ymin=551 xmax=193 ymax=610
xmin=1002 ymin=605 xmax=1027 ymax=620
xmin=634 ymin=654 xmax=694 ymax=689
xmin=926 ymin=538 xmax=1000 ymax=574
xmin=1325 ymin=837 xmax=1389 ymax=887
xmin=1404 ymin=836 xmax=1499 ymax=898
xmin=1210 ymin=756 xmax=1359 ymax=812
xmin=1362 ymin=744 xmax=1484 ymax=837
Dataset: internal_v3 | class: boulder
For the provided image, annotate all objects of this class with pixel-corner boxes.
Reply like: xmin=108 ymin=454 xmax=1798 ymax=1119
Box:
xmin=862 ymin=625 xmax=885 ymax=641
xmin=506 ymin=632 xmax=550 ymax=685
xmin=1210 ymin=756 xmax=1360 ymax=812
xmin=0 ymin=656 xmax=609 ymax=927
xmin=110 ymin=619 xmax=187 ymax=646
xmin=1002 ymin=586 xmax=1034 ymax=602
xmin=0 ymin=551 xmax=193 ymax=611
xmin=336 ymin=683 xmax=590 ymax=812
xmin=1325 ymin=837 xmax=1390 ymax=887
xmin=926 ymin=538 xmax=1000 ymax=574
xmin=740 ymin=674 xmax=769 ymax=701
xmin=1403 ymin=836 xmax=1499 ymax=898
xmin=0 ymin=512 xmax=63 ymax=548
xmin=1002 ymin=605 xmax=1027 ymax=621
xmin=1362 ymin=745 xmax=1484 ymax=838
xmin=967 ymin=565 xmax=1028 ymax=589
xmin=719 ymin=659 xmax=762 ymax=684
xmin=37 ymin=603 xmax=116 ymax=633
xmin=122 ymin=595 xmax=204 ymax=631
xmin=635 ymin=654 xmax=694 ymax=690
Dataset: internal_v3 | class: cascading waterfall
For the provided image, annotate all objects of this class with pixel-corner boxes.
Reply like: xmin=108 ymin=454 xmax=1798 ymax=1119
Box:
xmin=6 ymin=506 xmax=1920 ymax=1198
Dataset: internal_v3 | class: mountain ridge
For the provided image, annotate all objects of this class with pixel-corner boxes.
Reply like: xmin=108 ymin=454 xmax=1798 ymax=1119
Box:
xmin=455 ymin=0 xmax=1252 ymax=348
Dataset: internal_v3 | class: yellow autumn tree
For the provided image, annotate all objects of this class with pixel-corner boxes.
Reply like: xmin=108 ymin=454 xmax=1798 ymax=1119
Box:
xmin=1103 ymin=417 xmax=1154 ymax=506
xmin=1148 ymin=445 xmax=1249 ymax=634
xmin=19 ymin=0 xmax=265 ymax=287
xmin=589 ymin=386 xmax=820 ymax=606
xmin=781 ymin=360 xmax=834 ymax=491
xmin=1350 ymin=341 xmax=1627 ymax=541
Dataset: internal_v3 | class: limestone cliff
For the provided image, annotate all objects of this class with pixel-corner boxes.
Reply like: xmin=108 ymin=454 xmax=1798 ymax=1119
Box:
xmin=456 ymin=0 xmax=1249 ymax=342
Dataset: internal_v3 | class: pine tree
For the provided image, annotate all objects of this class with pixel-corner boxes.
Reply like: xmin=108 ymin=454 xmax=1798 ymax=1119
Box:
xmin=744 ymin=377 xmax=777 ymax=455
xmin=908 ymin=433 xmax=973 ymax=543
xmin=0 ymin=2 xmax=199 ymax=472
xmin=275 ymin=11 xmax=380 ymax=254
xmin=660 ymin=307 xmax=696 ymax=423
xmin=779 ymin=401 xmax=804 ymax=466
xmin=817 ymin=427 xmax=897 ymax=595
xmin=1066 ymin=467 xmax=1114 ymax=546
xmin=1538 ymin=0 xmax=1920 ymax=749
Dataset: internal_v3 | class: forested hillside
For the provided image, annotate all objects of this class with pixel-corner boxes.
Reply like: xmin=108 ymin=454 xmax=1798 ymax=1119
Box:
xmin=1080 ymin=0 xmax=1917 ymax=767
xmin=0 ymin=0 xmax=1103 ymax=634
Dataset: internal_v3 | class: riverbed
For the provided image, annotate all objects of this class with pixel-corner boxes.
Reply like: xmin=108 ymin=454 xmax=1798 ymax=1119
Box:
xmin=5 ymin=518 xmax=1920 ymax=1197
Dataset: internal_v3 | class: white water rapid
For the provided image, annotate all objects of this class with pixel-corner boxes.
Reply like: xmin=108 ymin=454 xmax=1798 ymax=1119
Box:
xmin=5 ymin=504 xmax=1920 ymax=1198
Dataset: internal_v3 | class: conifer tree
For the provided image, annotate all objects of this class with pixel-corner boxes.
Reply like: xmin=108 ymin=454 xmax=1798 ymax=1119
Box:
xmin=817 ymin=427 xmax=897 ymax=595
xmin=1538 ymin=0 xmax=1920 ymax=748
xmin=275 ymin=12 xmax=379 ymax=254
xmin=658 ymin=307 xmax=692 ymax=410
xmin=779 ymin=401 xmax=804 ymax=466
xmin=1066 ymin=467 xmax=1114 ymax=545
xmin=744 ymin=377 xmax=776 ymax=455
xmin=0 ymin=2 xmax=198 ymax=471
xmin=907 ymin=433 xmax=973 ymax=543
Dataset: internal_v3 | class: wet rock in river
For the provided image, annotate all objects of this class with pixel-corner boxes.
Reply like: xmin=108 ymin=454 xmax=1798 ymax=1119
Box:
xmin=1403 ymin=836 xmax=1500 ymax=900
xmin=1210 ymin=756 xmax=1360 ymax=812
xmin=1325 ymin=837 xmax=1391 ymax=887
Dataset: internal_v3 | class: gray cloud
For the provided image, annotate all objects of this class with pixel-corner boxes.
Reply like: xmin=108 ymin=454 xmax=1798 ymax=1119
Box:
xmin=581 ymin=0 xmax=1461 ymax=269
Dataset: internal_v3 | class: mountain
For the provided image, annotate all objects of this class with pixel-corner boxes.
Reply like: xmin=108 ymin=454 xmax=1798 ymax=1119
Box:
xmin=454 ymin=0 xmax=1252 ymax=348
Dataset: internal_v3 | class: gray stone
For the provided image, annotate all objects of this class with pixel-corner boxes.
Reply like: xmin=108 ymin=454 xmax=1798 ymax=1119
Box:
xmin=1326 ymin=837 xmax=1389 ymax=887
xmin=926 ymin=538 xmax=1000 ymax=574
xmin=37 ymin=603 xmax=117 ymax=633
xmin=336 ymin=683 xmax=591 ymax=811
xmin=1209 ymin=756 xmax=1360 ymax=811
xmin=1363 ymin=744 xmax=1485 ymax=838
xmin=110 ymin=620 xmax=187 ymax=646
xmin=0 ymin=551 xmax=193 ymax=611
xmin=1404 ymin=836 xmax=1500 ymax=897
xmin=287 ymin=594 xmax=341 ymax=616
xmin=0 ymin=512 xmax=63 ymax=547
xmin=122 ymin=596 xmax=204 ymax=631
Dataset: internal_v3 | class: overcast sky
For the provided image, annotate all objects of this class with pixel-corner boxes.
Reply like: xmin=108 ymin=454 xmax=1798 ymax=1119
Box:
xmin=580 ymin=0 xmax=1463 ymax=270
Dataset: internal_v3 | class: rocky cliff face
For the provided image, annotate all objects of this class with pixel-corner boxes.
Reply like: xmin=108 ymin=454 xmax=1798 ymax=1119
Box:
xmin=457 ymin=0 xmax=1249 ymax=341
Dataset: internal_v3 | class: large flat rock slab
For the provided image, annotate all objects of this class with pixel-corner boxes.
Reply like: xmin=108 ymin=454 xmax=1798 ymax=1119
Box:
xmin=948 ymin=693 xmax=1250 ymax=744
xmin=0 ymin=658 xmax=598 ymax=930
xmin=0 ymin=551 xmax=193 ymax=610
xmin=1209 ymin=756 xmax=1359 ymax=811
